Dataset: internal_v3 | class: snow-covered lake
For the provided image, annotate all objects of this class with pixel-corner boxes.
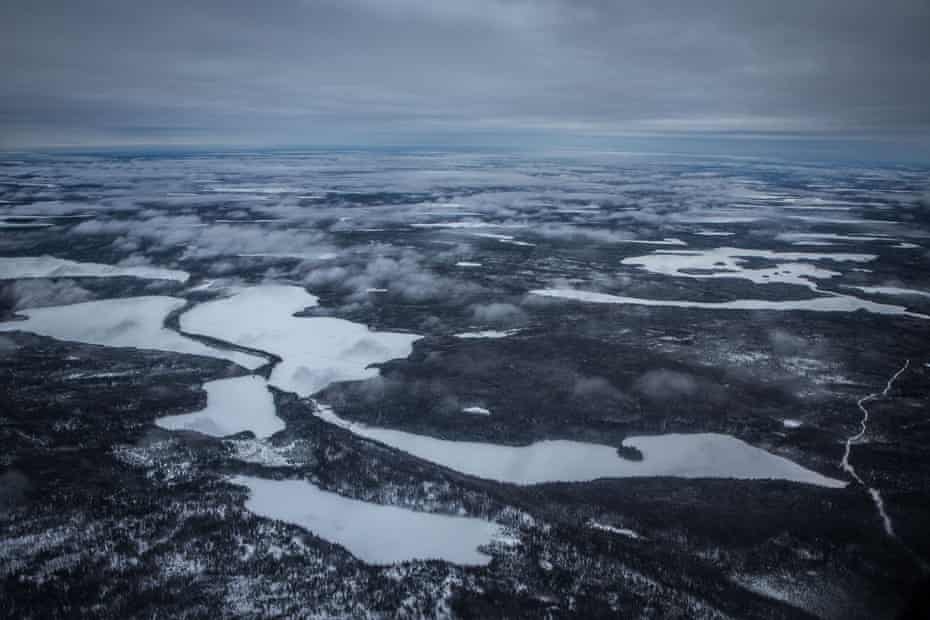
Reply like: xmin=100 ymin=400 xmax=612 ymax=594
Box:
xmin=0 ymin=296 xmax=266 ymax=368
xmin=314 ymin=405 xmax=845 ymax=488
xmin=156 ymin=375 xmax=283 ymax=438
xmin=232 ymin=475 xmax=504 ymax=565
xmin=180 ymin=285 xmax=421 ymax=396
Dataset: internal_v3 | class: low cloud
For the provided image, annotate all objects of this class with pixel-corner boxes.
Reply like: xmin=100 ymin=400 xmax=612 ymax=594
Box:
xmin=634 ymin=369 xmax=698 ymax=402
xmin=573 ymin=375 xmax=628 ymax=403
xmin=304 ymin=248 xmax=484 ymax=305
xmin=2 ymin=279 xmax=94 ymax=310
xmin=469 ymin=302 xmax=526 ymax=326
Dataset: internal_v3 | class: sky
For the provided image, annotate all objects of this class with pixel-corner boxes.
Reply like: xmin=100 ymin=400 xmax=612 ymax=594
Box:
xmin=2 ymin=0 xmax=929 ymax=158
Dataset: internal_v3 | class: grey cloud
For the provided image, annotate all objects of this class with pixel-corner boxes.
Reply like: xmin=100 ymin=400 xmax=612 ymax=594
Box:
xmin=1 ymin=1 xmax=928 ymax=149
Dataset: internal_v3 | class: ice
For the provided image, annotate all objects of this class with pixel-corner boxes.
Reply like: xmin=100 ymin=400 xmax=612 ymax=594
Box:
xmin=156 ymin=376 xmax=283 ymax=438
xmin=618 ymin=238 xmax=687 ymax=246
xmin=529 ymin=288 xmax=928 ymax=319
xmin=589 ymin=521 xmax=641 ymax=539
xmin=848 ymin=286 xmax=930 ymax=298
xmin=232 ymin=475 xmax=504 ymax=565
xmin=181 ymin=285 xmax=421 ymax=396
xmin=313 ymin=405 xmax=845 ymax=487
xmin=454 ymin=329 xmax=520 ymax=339
xmin=412 ymin=221 xmax=519 ymax=229
xmin=0 ymin=221 xmax=54 ymax=229
xmin=0 ymin=255 xmax=189 ymax=282
xmin=0 ymin=296 xmax=265 ymax=368
xmin=621 ymin=247 xmax=875 ymax=291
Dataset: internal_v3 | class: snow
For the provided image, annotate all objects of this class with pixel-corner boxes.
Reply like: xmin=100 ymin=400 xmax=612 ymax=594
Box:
xmin=181 ymin=285 xmax=421 ymax=396
xmin=156 ymin=375 xmax=284 ymax=438
xmin=694 ymin=230 xmax=735 ymax=237
xmin=462 ymin=406 xmax=491 ymax=416
xmin=529 ymin=288 xmax=928 ymax=319
xmin=848 ymin=286 xmax=930 ymax=298
xmin=788 ymin=215 xmax=897 ymax=225
xmin=313 ymin=405 xmax=845 ymax=487
xmin=232 ymin=475 xmax=504 ymax=565
xmin=412 ymin=221 xmax=518 ymax=229
xmin=589 ymin=521 xmax=641 ymax=539
xmin=454 ymin=329 xmax=520 ymax=339
xmin=674 ymin=214 xmax=760 ymax=224
xmin=618 ymin=238 xmax=687 ymax=246
xmin=237 ymin=252 xmax=338 ymax=260
xmin=206 ymin=185 xmax=297 ymax=194
xmin=0 ymin=296 xmax=265 ymax=368
xmin=0 ymin=221 xmax=54 ymax=229
xmin=621 ymin=247 xmax=875 ymax=291
xmin=0 ymin=255 xmax=189 ymax=282
xmin=226 ymin=439 xmax=293 ymax=467
xmin=470 ymin=232 xmax=514 ymax=241
xmin=775 ymin=233 xmax=890 ymax=245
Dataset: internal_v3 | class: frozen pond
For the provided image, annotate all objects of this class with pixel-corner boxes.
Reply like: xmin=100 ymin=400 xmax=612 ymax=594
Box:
xmin=0 ymin=255 xmax=189 ymax=282
xmin=232 ymin=475 xmax=504 ymax=565
xmin=0 ymin=296 xmax=266 ymax=368
xmin=181 ymin=285 xmax=421 ymax=396
xmin=156 ymin=375 xmax=283 ymax=438
xmin=314 ymin=405 xmax=845 ymax=487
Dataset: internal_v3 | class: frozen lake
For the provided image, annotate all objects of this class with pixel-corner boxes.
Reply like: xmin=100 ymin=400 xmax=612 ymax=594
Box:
xmin=156 ymin=375 xmax=283 ymax=438
xmin=0 ymin=296 xmax=266 ymax=368
xmin=529 ymin=288 xmax=927 ymax=319
xmin=181 ymin=285 xmax=421 ymax=396
xmin=314 ymin=405 xmax=845 ymax=487
xmin=232 ymin=475 xmax=504 ymax=565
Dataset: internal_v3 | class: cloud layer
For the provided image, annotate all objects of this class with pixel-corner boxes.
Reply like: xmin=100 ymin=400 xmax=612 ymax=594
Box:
xmin=2 ymin=1 xmax=929 ymax=149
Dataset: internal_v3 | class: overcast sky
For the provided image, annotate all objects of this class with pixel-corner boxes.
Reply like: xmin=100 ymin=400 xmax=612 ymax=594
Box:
xmin=2 ymin=0 xmax=929 ymax=154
